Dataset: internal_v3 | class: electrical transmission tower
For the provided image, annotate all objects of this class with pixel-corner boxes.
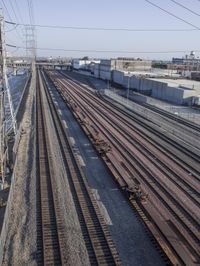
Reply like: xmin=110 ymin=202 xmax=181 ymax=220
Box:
xmin=25 ymin=25 xmax=36 ymax=61
xmin=0 ymin=11 xmax=16 ymax=186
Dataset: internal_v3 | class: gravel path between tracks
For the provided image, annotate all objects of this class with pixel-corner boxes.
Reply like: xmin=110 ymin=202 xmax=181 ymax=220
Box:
xmin=40 ymin=77 xmax=90 ymax=265
xmin=2 ymin=72 xmax=91 ymax=266
xmin=46 ymin=77 xmax=166 ymax=266
xmin=2 ymin=76 xmax=37 ymax=266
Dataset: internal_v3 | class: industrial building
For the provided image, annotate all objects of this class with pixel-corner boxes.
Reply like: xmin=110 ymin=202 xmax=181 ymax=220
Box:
xmin=191 ymin=71 xmax=200 ymax=80
xmin=73 ymin=57 xmax=200 ymax=105
xmin=149 ymin=78 xmax=198 ymax=105
xmin=94 ymin=58 xmax=152 ymax=80
xmin=172 ymin=51 xmax=200 ymax=71
xmin=112 ymin=69 xmax=199 ymax=105
xmin=72 ymin=59 xmax=100 ymax=71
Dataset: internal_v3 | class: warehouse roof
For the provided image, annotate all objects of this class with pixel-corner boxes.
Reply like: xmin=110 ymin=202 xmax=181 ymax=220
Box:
xmin=149 ymin=78 xmax=200 ymax=93
xmin=123 ymin=68 xmax=180 ymax=78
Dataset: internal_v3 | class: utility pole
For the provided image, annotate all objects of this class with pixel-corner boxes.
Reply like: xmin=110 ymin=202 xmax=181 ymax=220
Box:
xmin=0 ymin=11 xmax=6 ymax=186
xmin=0 ymin=10 xmax=16 ymax=187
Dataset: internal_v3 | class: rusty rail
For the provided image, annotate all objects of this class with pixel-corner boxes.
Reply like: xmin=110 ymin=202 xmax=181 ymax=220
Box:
xmin=46 ymin=70 xmax=200 ymax=266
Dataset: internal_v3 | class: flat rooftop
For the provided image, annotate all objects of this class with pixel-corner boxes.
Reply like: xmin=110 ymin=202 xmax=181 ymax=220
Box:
xmin=149 ymin=78 xmax=200 ymax=93
xmin=123 ymin=68 xmax=180 ymax=78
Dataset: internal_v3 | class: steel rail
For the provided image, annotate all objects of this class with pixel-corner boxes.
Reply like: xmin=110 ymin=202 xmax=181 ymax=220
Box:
xmin=55 ymin=75 xmax=200 ymax=193
xmin=55 ymin=78 xmax=200 ymax=236
xmin=47 ymin=71 xmax=200 ymax=266
xmin=61 ymin=71 xmax=200 ymax=167
xmin=36 ymin=70 xmax=65 ymax=265
xmin=40 ymin=70 xmax=121 ymax=266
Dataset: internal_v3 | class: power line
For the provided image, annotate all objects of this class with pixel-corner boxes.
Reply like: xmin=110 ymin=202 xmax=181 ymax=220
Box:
xmin=12 ymin=0 xmax=25 ymax=24
xmin=7 ymin=0 xmax=24 ymax=41
xmin=8 ymin=0 xmax=20 ymax=23
xmin=1 ymin=0 xmax=13 ymax=21
xmin=5 ymin=23 xmax=18 ymax=32
xmin=170 ymin=0 xmax=200 ymax=17
xmin=143 ymin=0 xmax=200 ymax=30
xmin=4 ymin=20 xmax=199 ymax=32
xmin=27 ymin=0 xmax=34 ymax=25
xmin=1 ymin=0 xmax=24 ymax=44
xmin=6 ymin=44 xmax=200 ymax=54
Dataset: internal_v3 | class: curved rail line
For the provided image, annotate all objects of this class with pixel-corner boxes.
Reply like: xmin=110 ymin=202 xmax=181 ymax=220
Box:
xmin=46 ymin=70 xmax=200 ymax=266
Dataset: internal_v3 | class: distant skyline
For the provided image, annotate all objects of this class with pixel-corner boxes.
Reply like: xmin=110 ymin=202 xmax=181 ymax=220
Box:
xmin=2 ymin=0 xmax=200 ymax=60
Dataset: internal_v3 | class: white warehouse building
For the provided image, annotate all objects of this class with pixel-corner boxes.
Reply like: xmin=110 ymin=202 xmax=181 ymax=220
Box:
xmin=72 ymin=59 xmax=100 ymax=70
xmin=94 ymin=58 xmax=152 ymax=80
xmin=112 ymin=69 xmax=199 ymax=105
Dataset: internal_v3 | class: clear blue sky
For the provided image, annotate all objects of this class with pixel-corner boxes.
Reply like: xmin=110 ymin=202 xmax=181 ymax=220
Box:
xmin=2 ymin=0 xmax=200 ymax=60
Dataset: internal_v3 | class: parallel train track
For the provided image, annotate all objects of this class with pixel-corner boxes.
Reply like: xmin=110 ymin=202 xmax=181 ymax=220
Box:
xmin=36 ymin=70 xmax=65 ymax=265
xmin=47 ymin=70 xmax=200 ymax=266
xmin=36 ymin=69 xmax=120 ymax=265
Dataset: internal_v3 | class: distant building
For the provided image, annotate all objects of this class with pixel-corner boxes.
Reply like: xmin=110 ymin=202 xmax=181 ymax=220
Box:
xmin=72 ymin=59 xmax=100 ymax=70
xmin=172 ymin=51 xmax=200 ymax=71
xmin=96 ymin=58 xmax=152 ymax=80
xmin=191 ymin=71 xmax=200 ymax=80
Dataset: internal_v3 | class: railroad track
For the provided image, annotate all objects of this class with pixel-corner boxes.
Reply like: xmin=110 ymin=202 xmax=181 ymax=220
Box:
xmin=37 ymin=69 xmax=120 ymax=266
xmin=61 ymin=71 xmax=200 ymax=135
xmin=61 ymin=71 xmax=200 ymax=165
xmin=55 ymin=72 xmax=200 ymax=182
xmin=47 ymin=70 xmax=200 ymax=266
xmin=36 ymin=70 xmax=65 ymax=265
xmin=141 ymin=102 xmax=200 ymax=132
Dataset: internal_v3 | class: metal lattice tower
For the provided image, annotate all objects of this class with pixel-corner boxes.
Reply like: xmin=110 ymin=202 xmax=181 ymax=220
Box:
xmin=25 ymin=25 xmax=36 ymax=62
xmin=0 ymin=11 xmax=16 ymax=185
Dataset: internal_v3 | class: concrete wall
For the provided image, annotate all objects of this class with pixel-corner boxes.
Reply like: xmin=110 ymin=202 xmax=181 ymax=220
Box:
xmin=100 ymin=59 xmax=116 ymax=67
xmin=140 ymin=79 xmax=154 ymax=93
xmin=182 ymin=88 xmax=197 ymax=104
xmin=123 ymin=76 xmax=152 ymax=94
xmin=193 ymin=96 xmax=200 ymax=105
xmin=151 ymin=80 xmax=197 ymax=104
xmin=94 ymin=64 xmax=100 ymax=78
xmin=152 ymin=84 xmax=183 ymax=104
xmin=113 ymin=70 xmax=124 ymax=85
xmin=99 ymin=63 xmax=113 ymax=80
xmin=130 ymin=76 xmax=140 ymax=90
xmin=100 ymin=70 xmax=112 ymax=81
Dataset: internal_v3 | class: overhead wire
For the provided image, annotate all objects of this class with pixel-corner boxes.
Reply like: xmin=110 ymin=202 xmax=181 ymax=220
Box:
xmin=1 ymin=0 xmax=13 ymax=21
xmin=1 ymin=0 xmax=24 ymax=46
xmin=13 ymin=0 xmax=25 ymax=24
xmin=8 ymin=0 xmax=20 ymax=23
xmin=170 ymin=0 xmax=200 ymax=17
xmin=7 ymin=0 xmax=24 ymax=42
xmin=143 ymin=0 xmax=200 ymax=30
xmin=5 ymin=23 xmax=18 ymax=32
xmin=6 ymin=44 xmax=200 ymax=54
xmin=25 ymin=0 xmax=36 ymax=58
xmin=4 ymin=20 xmax=199 ymax=32
xmin=3 ymin=1 xmax=200 ymax=56
xmin=27 ymin=0 xmax=34 ymax=25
